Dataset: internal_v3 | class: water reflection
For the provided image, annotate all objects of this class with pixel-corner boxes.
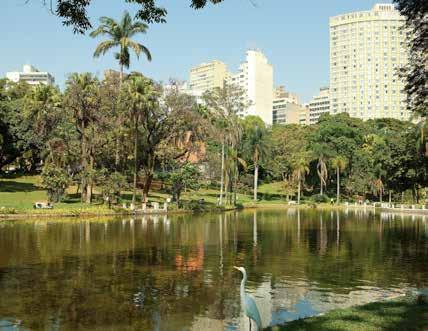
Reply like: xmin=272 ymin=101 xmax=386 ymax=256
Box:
xmin=0 ymin=209 xmax=427 ymax=330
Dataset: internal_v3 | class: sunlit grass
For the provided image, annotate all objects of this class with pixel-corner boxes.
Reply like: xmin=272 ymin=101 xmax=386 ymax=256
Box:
xmin=268 ymin=296 xmax=428 ymax=331
xmin=0 ymin=175 xmax=294 ymax=215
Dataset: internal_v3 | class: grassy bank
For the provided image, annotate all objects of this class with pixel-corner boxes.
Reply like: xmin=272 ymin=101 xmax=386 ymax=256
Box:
xmin=268 ymin=295 xmax=428 ymax=331
xmin=0 ymin=175 xmax=291 ymax=217
xmin=2 ymin=175 xmax=418 ymax=218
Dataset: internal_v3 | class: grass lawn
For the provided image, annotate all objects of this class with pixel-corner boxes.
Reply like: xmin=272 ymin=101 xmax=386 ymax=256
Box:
xmin=0 ymin=175 xmax=291 ymax=215
xmin=268 ymin=296 xmax=428 ymax=331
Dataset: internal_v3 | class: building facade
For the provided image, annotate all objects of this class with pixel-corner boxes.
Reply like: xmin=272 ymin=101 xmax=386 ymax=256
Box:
xmin=308 ymin=87 xmax=330 ymax=124
xmin=229 ymin=50 xmax=274 ymax=125
xmin=273 ymin=101 xmax=308 ymax=125
xmin=274 ymin=86 xmax=300 ymax=104
xmin=6 ymin=64 xmax=54 ymax=86
xmin=329 ymin=4 xmax=409 ymax=120
xmin=189 ymin=60 xmax=228 ymax=94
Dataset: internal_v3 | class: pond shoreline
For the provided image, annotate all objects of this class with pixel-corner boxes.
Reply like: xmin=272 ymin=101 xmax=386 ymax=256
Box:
xmin=0 ymin=203 xmax=428 ymax=220
xmin=1 ymin=202 xmax=427 ymax=220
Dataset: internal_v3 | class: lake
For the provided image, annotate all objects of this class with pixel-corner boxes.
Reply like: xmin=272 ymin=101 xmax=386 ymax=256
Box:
xmin=0 ymin=209 xmax=427 ymax=330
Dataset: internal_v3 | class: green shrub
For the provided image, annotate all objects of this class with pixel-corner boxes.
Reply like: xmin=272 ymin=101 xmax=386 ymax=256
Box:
xmin=186 ymin=199 xmax=207 ymax=212
xmin=41 ymin=163 xmax=70 ymax=203
xmin=0 ymin=207 xmax=18 ymax=214
xmin=311 ymin=194 xmax=329 ymax=203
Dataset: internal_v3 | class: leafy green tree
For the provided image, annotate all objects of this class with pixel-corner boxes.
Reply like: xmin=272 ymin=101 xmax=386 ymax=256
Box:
xmin=96 ymin=170 xmax=128 ymax=207
xmin=63 ymin=73 xmax=101 ymax=203
xmin=35 ymin=0 xmax=226 ymax=33
xmin=393 ymin=0 xmax=427 ymax=118
xmin=120 ymin=75 xmax=158 ymax=205
xmin=169 ymin=162 xmax=201 ymax=206
xmin=0 ymin=80 xmax=23 ymax=171
xmin=21 ymin=85 xmax=63 ymax=166
xmin=41 ymin=163 xmax=70 ymax=203
xmin=203 ymin=83 xmax=247 ymax=206
xmin=90 ymin=11 xmax=152 ymax=81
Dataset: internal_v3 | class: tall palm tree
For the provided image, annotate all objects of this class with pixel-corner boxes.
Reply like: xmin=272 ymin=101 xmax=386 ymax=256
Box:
xmin=121 ymin=75 xmax=156 ymax=206
xmin=243 ymin=121 xmax=269 ymax=202
xmin=90 ymin=11 xmax=152 ymax=82
xmin=373 ymin=178 xmax=385 ymax=203
xmin=203 ymin=84 xmax=247 ymax=206
xmin=316 ymin=155 xmax=328 ymax=195
xmin=292 ymin=156 xmax=310 ymax=204
xmin=331 ymin=156 xmax=347 ymax=204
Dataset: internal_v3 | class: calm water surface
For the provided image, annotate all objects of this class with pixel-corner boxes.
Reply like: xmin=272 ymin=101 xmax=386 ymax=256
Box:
xmin=0 ymin=209 xmax=427 ymax=330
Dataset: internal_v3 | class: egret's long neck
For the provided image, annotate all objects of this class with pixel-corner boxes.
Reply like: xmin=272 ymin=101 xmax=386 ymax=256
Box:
xmin=240 ymin=271 xmax=247 ymax=298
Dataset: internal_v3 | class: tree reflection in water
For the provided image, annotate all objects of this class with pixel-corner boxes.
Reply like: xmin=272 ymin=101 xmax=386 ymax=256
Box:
xmin=0 ymin=209 xmax=426 ymax=330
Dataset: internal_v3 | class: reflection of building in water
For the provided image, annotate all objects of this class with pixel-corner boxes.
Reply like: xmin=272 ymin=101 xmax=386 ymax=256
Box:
xmin=271 ymin=279 xmax=310 ymax=312
xmin=175 ymin=241 xmax=204 ymax=272
xmin=252 ymin=279 xmax=273 ymax=329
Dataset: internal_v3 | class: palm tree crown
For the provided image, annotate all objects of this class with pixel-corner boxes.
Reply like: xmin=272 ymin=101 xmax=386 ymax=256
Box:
xmin=90 ymin=11 xmax=152 ymax=79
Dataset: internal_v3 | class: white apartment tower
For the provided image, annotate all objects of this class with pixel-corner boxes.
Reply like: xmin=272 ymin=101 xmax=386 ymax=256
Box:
xmin=229 ymin=50 xmax=274 ymax=125
xmin=189 ymin=60 xmax=228 ymax=93
xmin=6 ymin=64 xmax=55 ymax=86
xmin=329 ymin=4 xmax=409 ymax=120
xmin=308 ymin=87 xmax=330 ymax=124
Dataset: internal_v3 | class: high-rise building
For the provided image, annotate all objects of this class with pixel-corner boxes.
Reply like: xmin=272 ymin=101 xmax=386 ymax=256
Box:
xmin=6 ymin=64 xmax=55 ymax=86
xmin=272 ymin=86 xmax=307 ymax=125
xmin=308 ymin=87 xmax=330 ymax=124
xmin=274 ymin=86 xmax=300 ymax=104
xmin=228 ymin=50 xmax=274 ymax=125
xmin=189 ymin=60 xmax=228 ymax=93
xmin=273 ymin=102 xmax=308 ymax=125
xmin=329 ymin=4 xmax=409 ymax=120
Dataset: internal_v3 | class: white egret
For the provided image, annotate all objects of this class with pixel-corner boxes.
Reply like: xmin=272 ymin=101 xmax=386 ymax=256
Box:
xmin=234 ymin=266 xmax=262 ymax=331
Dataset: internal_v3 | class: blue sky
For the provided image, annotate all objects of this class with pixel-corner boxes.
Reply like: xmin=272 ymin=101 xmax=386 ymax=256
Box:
xmin=1 ymin=0 xmax=392 ymax=102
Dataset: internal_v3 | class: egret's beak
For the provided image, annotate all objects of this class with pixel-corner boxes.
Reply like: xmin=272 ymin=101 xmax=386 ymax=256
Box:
xmin=233 ymin=266 xmax=240 ymax=271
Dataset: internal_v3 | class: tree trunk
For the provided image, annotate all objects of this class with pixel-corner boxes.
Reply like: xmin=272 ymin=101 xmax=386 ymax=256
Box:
xmin=233 ymin=162 xmax=238 ymax=206
xmin=132 ymin=117 xmax=139 ymax=206
xmin=336 ymin=167 xmax=340 ymax=204
xmin=142 ymin=173 xmax=153 ymax=203
xmin=119 ymin=63 xmax=124 ymax=84
xmin=219 ymin=140 xmax=225 ymax=206
xmin=389 ymin=191 xmax=392 ymax=206
xmin=115 ymin=135 xmax=120 ymax=170
xmin=320 ymin=181 xmax=323 ymax=195
xmin=86 ymin=153 xmax=94 ymax=204
xmin=297 ymin=170 xmax=301 ymax=204
xmin=80 ymin=120 xmax=88 ymax=203
xmin=225 ymin=170 xmax=230 ymax=205
xmin=116 ymin=63 xmax=124 ymax=170
xmin=253 ymin=163 xmax=259 ymax=202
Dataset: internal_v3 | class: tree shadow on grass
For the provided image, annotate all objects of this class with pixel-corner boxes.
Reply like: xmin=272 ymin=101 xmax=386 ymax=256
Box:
xmin=0 ymin=181 xmax=42 ymax=193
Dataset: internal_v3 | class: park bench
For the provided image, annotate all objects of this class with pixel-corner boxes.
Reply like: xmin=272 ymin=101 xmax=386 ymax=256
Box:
xmin=33 ymin=202 xmax=53 ymax=209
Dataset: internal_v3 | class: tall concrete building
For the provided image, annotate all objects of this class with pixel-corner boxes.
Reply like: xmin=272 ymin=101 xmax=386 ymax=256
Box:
xmin=229 ymin=50 xmax=274 ymax=125
xmin=274 ymin=86 xmax=300 ymax=104
xmin=329 ymin=4 xmax=409 ymax=120
xmin=272 ymin=86 xmax=307 ymax=125
xmin=273 ymin=101 xmax=308 ymax=125
xmin=189 ymin=60 xmax=228 ymax=94
xmin=308 ymin=87 xmax=330 ymax=124
xmin=6 ymin=64 xmax=54 ymax=86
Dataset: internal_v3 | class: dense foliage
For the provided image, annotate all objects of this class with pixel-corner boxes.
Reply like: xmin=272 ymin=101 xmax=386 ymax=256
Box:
xmin=1 ymin=78 xmax=427 ymax=205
